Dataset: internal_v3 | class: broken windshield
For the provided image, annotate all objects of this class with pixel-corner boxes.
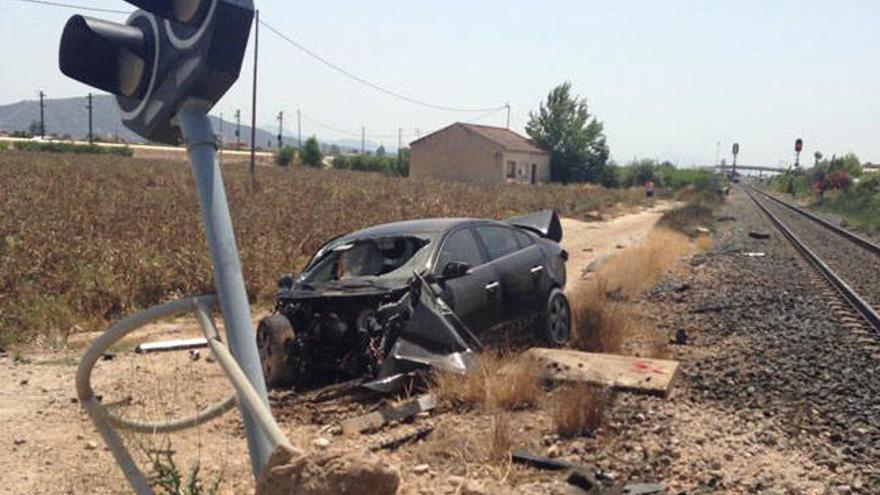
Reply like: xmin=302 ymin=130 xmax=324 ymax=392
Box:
xmin=300 ymin=235 xmax=435 ymax=284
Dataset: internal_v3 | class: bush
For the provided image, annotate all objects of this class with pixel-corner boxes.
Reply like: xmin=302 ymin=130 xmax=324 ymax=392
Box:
xmin=0 ymin=142 xmax=7 ymax=151
xmin=771 ymin=171 xmax=812 ymax=198
xmin=13 ymin=141 xmax=132 ymax=156
xmin=300 ymin=137 xmax=323 ymax=168
xmin=617 ymin=159 xmax=719 ymax=192
xmin=332 ymin=154 xmax=398 ymax=175
xmin=274 ymin=146 xmax=296 ymax=167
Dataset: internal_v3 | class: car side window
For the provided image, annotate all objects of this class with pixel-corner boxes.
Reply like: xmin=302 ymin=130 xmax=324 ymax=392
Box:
xmin=475 ymin=225 xmax=521 ymax=261
xmin=512 ymin=229 xmax=534 ymax=248
xmin=435 ymin=228 xmax=485 ymax=273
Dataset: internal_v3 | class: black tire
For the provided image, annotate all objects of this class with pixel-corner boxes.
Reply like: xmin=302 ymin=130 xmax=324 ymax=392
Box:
xmin=542 ymin=288 xmax=571 ymax=346
xmin=256 ymin=314 xmax=296 ymax=389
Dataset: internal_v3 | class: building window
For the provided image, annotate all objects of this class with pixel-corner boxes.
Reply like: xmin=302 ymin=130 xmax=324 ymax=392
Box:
xmin=530 ymin=164 xmax=537 ymax=184
xmin=506 ymin=161 xmax=516 ymax=179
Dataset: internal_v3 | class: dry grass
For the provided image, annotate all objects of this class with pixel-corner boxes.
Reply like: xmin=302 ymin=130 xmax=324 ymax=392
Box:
xmin=432 ymin=353 xmax=540 ymax=411
xmin=598 ymin=229 xmax=691 ymax=298
xmin=489 ymin=413 xmax=513 ymax=463
xmin=696 ymin=232 xmax=713 ymax=251
xmin=550 ymin=384 xmax=608 ymax=438
xmin=571 ymin=228 xmax=695 ymax=357
xmin=0 ymin=151 xmax=650 ymax=346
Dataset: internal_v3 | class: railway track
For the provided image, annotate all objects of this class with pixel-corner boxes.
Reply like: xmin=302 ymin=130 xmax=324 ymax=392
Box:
xmin=746 ymin=186 xmax=880 ymax=333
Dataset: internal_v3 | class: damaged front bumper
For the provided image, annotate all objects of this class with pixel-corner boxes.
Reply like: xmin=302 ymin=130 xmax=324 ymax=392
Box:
xmin=363 ymin=273 xmax=482 ymax=393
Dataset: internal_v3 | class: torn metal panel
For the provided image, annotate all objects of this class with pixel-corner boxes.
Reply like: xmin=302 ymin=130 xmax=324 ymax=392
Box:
xmin=340 ymin=393 xmax=437 ymax=435
xmin=505 ymin=209 xmax=563 ymax=243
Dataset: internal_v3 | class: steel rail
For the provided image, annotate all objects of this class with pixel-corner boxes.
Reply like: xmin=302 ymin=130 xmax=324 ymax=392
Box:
xmin=752 ymin=187 xmax=880 ymax=255
xmin=747 ymin=187 xmax=880 ymax=332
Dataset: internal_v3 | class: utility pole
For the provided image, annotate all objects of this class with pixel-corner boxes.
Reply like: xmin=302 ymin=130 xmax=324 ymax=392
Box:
xmin=86 ymin=93 xmax=93 ymax=144
xmin=276 ymin=111 xmax=283 ymax=149
xmin=248 ymin=8 xmax=259 ymax=188
xmin=39 ymin=90 xmax=46 ymax=138
xmin=397 ymin=127 xmax=402 ymax=171
xmin=361 ymin=126 xmax=365 ymax=154
xmin=505 ymin=102 xmax=510 ymax=129
xmin=235 ymin=109 xmax=241 ymax=148
xmin=297 ymin=109 xmax=302 ymax=149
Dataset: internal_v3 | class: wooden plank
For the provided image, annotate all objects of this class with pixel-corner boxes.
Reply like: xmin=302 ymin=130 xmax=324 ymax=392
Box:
xmin=340 ymin=394 xmax=437 ymax=435
xmin=514 ymin=348 xmax=679 ymax=396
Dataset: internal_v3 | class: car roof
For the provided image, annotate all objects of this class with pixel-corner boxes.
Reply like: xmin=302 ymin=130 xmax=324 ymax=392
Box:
xmin=337 ymin=218 xmax=484 ymax=241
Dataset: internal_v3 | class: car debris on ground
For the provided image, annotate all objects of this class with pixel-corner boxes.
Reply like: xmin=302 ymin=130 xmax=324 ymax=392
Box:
xmin=340 ymin=393 xmax=437 ymax=435
xmin=134 ymin=337 xmax=209 ymax=354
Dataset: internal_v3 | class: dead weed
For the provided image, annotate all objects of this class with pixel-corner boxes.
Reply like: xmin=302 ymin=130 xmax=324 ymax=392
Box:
xmin=550 ymin=384 xmax=608 ymax=438
xmin=432 ymin=353 xmax=540 ymax=411
xmin=572 ymin=228 xmax=695 ymax=357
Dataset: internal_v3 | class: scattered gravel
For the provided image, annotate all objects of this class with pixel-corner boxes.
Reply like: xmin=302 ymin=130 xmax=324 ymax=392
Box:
xmin=760 ymin=195 xmax=880 ymax=311
xmin=620 ymin=188 xmax=880 ymax=493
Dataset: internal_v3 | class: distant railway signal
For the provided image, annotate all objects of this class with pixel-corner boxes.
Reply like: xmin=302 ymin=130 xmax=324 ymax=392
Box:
xmin=58 ymin=0 xmax=254 ymax=144
xmin=794 ymin=138 xmax=803 ymax=169
xmin=731 ymin=142 xmax=740 ymax=179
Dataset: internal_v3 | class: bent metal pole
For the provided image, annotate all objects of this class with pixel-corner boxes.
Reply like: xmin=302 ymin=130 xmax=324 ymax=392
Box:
xmin=177 ymin=103 xmax=273 ymax=475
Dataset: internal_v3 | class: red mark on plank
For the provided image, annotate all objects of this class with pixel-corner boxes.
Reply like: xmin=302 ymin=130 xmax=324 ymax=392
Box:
xmin=633 ymin=362 xmax=666 ymax=375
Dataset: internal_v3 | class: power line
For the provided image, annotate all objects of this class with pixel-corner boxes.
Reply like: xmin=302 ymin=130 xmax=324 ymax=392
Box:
xmin=466 ymin=106 xmax=507 ymax=125
xmin=5 ymin=0 xmax=128 ymax=14
xmin=259 ymin=19 xmax=506 ymax=114
xmin=299 ymin=112 xmax=415 ymax=140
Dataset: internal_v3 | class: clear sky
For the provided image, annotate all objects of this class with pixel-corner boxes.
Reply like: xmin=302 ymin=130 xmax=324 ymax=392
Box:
xmin=1 ymin=0 xmax=877 ymax=166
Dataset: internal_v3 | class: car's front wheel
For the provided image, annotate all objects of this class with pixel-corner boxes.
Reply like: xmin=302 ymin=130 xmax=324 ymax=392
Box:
xmin=256 ymin=314 xmax=296 ymax=389
xmin=542 ymin=288 xmax=571 ymax=346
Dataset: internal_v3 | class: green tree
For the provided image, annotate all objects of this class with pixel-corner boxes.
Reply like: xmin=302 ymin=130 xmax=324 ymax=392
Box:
xmin=376 ymin=145 xmax=386 ymax=157
xmin=396 ymin=148 xmax=411 ymax=177
xmin=301 ymin=136 xmax=323 ymax=168
xmin=526 ymin=82 xmax=609 ymax=183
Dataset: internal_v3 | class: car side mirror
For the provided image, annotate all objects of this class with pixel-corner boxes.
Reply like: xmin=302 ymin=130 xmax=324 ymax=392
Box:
xmin=441 ymin=261 xmax=471 ymax=279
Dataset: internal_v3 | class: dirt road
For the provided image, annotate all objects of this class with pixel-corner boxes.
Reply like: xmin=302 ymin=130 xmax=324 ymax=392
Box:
xmin=0 ymin=203 xmax=672 ymax=495
xmin=560 ymin=202 xmax=675 ymax=294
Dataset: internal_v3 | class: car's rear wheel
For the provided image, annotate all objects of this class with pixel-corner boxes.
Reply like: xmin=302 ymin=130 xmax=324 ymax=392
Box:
xmin=256 ymin=314 xmax=296 ymax=389
xmin=542 ymin=288 xmax=571 ymax=346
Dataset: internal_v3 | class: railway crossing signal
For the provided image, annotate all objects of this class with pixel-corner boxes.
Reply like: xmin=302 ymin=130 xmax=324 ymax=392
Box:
xmin=59 ymin=0 xmax=254 ymax=144
xmin=57 ymin=0 xmax=276 ymax=487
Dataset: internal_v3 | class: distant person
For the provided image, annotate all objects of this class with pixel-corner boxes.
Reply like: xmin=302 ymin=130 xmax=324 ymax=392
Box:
xmin=645 ymin=180 xmax=655 ymax=198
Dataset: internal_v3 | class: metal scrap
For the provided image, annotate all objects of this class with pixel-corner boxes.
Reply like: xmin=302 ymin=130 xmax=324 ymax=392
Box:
xmin=340 ymin=393 xmax=437 ymax=435
xmin=367 ymin=424 xmax=435 ymax=451
xmin=135 ymin=337 xmax=208 ymax=354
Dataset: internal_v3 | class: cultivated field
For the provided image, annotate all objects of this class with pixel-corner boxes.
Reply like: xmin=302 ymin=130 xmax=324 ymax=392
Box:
xmin=0 ymin=151 xmax=648 ymax=346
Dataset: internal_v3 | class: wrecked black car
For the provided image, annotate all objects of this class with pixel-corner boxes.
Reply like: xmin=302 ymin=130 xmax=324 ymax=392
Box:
xmin=256 ymin=210 xmax=570 ymax=391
